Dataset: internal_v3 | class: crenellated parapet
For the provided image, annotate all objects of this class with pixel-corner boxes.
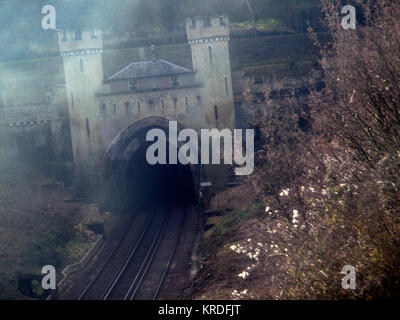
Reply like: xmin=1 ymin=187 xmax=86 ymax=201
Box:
xmin=186 ymin=16 xmax=230 ymax=44
xmin=58 ymin=28 xmax=103 ymax=56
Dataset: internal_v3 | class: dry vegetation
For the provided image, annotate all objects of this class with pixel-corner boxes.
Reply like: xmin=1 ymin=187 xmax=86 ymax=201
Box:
xmin=193 ymin=0 xmax=400 ymax=300
xmin=0 ymin=161 xmax=112 ymax=299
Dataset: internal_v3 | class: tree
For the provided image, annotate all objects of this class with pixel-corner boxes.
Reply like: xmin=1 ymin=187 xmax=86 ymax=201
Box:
xmin=247 ymin=0 xmax=400 ymax=298
xmin=245 ymin=0 xmax=257 ymax=37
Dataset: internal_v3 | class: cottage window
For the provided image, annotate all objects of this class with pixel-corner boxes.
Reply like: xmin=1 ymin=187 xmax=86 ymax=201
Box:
xmin=129 ymin=79 xmax=138 ymax=91
xmin=171 ymin=76 xmax=180 ymax=88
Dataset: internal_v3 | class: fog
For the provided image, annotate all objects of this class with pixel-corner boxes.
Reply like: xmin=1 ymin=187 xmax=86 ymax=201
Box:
xmin=0 ymin=0 xmax=329 ymax=300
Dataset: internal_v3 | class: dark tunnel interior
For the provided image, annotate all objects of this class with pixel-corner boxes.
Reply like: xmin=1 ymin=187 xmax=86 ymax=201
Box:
xmin=125 ymin=138 xmax=196 ymax=211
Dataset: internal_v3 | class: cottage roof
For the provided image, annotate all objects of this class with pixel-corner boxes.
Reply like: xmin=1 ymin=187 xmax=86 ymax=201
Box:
xmin=107 ymin=59 xmax=193 ymax=81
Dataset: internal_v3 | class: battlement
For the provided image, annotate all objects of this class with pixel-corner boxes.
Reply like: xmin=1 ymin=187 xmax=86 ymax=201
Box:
xmin=58 ymin=29 xmax=103 ymax=55
xmin=186 ymin=16 xmax=230 ymax=43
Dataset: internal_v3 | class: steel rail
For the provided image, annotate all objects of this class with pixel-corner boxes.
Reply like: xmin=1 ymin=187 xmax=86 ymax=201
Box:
xmin=152 ymin=208 xmax=185 ymax=300
xmin=124 ymin=211 xmax=171 ymax=300
xmin=77 ymin=213 xmax=139 ymax=300
xmin=100 ymin=211 xmax=156 ymax=300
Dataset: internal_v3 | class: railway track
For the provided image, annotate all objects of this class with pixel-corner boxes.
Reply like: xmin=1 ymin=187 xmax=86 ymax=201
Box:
xmin=78 ymin=210 xmax=155 ymax=300
xmin=78 ymin=206 xmax=185 ymax=300
xmin=128 ymin=208 xmax=185 ymax=300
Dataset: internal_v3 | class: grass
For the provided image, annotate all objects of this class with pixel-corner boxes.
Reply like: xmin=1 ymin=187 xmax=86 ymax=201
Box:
xmin=216 ymin=203 xmax=264 ymax=236
xmin=193 ymin=201 xmax=265 ymax=298
xmin=202 ymin=203 xmax=264 ymax=247
xmin=231 ymin=18 xmax=296 ymax=34
xmin=65 ymin=236 xmax=93 ymax=261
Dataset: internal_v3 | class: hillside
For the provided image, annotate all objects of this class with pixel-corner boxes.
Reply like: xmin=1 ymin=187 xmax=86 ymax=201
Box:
xmin=0 ymin=161 xmax=115 ymax=299
xmin=0 ymin=32 xmax=327 ymax=105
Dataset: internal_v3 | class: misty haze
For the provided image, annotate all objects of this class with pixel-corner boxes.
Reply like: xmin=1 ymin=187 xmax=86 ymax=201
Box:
xmin=0 ymin=0 xmax=399 ymax=303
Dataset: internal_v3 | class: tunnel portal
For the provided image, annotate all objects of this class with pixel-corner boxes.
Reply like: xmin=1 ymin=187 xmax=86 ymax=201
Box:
xmin=107 ymin=118 xmax=198 ymax=212
xmin=126 ymin=140 xmax=195 ymax=210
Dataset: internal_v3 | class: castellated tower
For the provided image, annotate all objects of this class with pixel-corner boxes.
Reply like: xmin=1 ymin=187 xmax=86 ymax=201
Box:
xmin=58 ymin=28 xmax=104 ymax=166
xmin=187 ymin=16 xmax=235 ymax=129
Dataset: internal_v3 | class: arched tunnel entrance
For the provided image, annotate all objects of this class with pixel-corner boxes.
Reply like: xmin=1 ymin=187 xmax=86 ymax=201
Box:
xmin=62 ymin=117 xmax=201 ymax=300
xmin=126 ymin=142 xmax=195 ymax=210
xmin=107 ymin=117 xmax=199 ymax=212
